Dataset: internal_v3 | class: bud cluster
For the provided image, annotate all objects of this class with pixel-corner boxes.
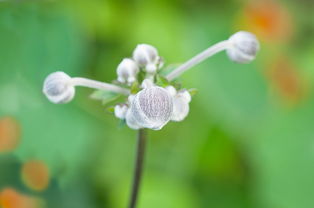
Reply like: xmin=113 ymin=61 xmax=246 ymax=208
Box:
xmin=116 ymin=44 xmax=163 ymax=85
xmin=112 ymin=44 xmax=195 ymax=130
xmin=43 ymin=31 xmax=259 ymax=131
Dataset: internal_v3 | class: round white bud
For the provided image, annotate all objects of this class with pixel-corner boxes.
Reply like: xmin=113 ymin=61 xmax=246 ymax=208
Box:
xmin=165 ymin=85 xmax=177 ymax=97
xmin=170 ymin=90 xmax=191 ymax=122
xmin=43 ymin=71 xmax=75 ymax=104
xmin=132 ymin=44 xmax=160 ymax=73
xmin=178 ymin=90 xmax=191 ymax=103
xmin=117 ymin=58 xmax=139 ymax=84
xmin=226 ymin=31 xmax=260 ymax=64
xmin=114 ymin=104 xmax=128 ymax=120
xmin=125 ymin=110 xmax=141 ymax=130
xmin=126 ymin=86 xmax=173 ymax=130
xmin=141 ymin=79 xmax=154 ymax=89
xmin=128 ymin=94 xmax=136 ymax=104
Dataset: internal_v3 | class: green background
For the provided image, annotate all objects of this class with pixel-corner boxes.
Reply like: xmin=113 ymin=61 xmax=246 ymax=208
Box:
xmin=0 ymin=0 xmax=314 ymax=207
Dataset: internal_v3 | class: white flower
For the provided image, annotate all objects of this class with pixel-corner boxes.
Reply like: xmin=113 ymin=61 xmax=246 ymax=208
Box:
xmin=126 ymin=86 xmax=173 ymax=130
xmin=132 ymin=44 xmax=161 ymax=74
xmin=114 ymin=104 xmax=128 ymax=119
xmin=226 ymin=31 xmax=260 ymax=63
xmin=165 ymin=86 xmax=192 ymax=122
xmin=117 ymin=58 xmax=139 ymax=84
xmin=43 ymin=71 xmax=75 ymax=104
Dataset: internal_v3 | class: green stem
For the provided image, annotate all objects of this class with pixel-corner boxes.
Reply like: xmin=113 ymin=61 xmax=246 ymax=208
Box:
xmin=128 ymin=129 xmax=147 ymax=208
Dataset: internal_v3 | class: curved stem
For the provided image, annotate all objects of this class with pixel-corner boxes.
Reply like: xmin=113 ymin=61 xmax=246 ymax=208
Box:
xmin=71 ymin=77 xmax=130 ymax=95
xmin=166 ymin=40 xmax=230 ymax=81
xmin=128 ymin=129 xmax=147 ymax=208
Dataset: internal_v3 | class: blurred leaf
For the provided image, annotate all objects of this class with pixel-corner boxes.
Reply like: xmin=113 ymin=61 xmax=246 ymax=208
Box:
xmin=90 ymin=90 xmax=120 ymax=105
xmin=106 ymin=106 xmax=115 ymax=114
xmin=155 ymin=74 xmax=170 ymax=87
xmin=130 ymin=81 xmax=140 ymax=94
xmin=0 ymin=4 xmax=103 ymax=187
xmin=188 ymin=88 xmax=198 ymax=97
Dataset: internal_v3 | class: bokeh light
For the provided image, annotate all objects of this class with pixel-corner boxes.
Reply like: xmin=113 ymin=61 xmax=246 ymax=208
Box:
xmin=0 ymin=117 xmax=20 ymax=153
xmin=21 ymin=160 xmax=50 ymax=192
xmin=236 ymin=0 xmax=293 ymax=42
xmin=267 ymin=56 xmax=305 ymax=103
xmin=0 ymin=188 xmax=42 ymax=208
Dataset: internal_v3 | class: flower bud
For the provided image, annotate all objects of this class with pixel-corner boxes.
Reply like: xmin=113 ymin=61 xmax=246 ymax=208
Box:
xmin=114 ymin=104 xmax=128 ymax=120
xmin=132 ymin=44 xmax=160 ymax=73
xmin=116 ymin=58 xmax=139 ymax=84
xmin=141 ymin=79 xmax=154 ymax=89
xmin=128 ymin=94 xmax=136 ymax=103
xmin=126 ymin=86 xmax=173 ymax=130
xmin=226 ymin=31 xmax=260 ymax=64
xmin=178 ymin=90 xmax=191 ymax=103
xmin=43 ymin=71 xmax=75 ymax=104
xmin=125 ymin=110 xmax=141 ymax=130
xmin=170 ymin=90 xmax=191 ymax=122
xmin=165 ymin=85 xmax=177 ymax=97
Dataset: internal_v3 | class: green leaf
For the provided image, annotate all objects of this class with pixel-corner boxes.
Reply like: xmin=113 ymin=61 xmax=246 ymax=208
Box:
xmin=106 ymin=106 xmax=115 ymax=114
xmin=171 ymin=81 xmax=182 ymax=90
xmin=90 ymin=90 xmax=121 ymax=105
xmin=130 ymin=81 xmax=140 ymax=94
xmin=137 ymin=70 xmax=146 ymax=83
xmin=188 ymin=88 xmax=198 ymax=97
xmin=155 ymin=74 xmax=170 ymax=87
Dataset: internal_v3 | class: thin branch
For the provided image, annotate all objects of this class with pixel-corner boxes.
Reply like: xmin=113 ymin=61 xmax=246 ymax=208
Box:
xmin=71 ymin=77 xmax=130 ymax=95
xmin=128 ymin=129 xmax=147 ymax=208
xmin=166 ymin=40 xmax=230 ymax=81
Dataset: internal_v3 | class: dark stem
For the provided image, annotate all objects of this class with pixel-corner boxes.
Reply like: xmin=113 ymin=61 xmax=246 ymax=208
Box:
xmin=128 ymin=129 xmax=147 ymax=208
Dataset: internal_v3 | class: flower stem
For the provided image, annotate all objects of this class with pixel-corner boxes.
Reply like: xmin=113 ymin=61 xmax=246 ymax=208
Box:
xmin=128 ymin=129 xmax=147 ymax=208
xmin=71 ymin=77 xmax=130 ymax=95
xmin=166 ymin=40 xmax=230 ymax=81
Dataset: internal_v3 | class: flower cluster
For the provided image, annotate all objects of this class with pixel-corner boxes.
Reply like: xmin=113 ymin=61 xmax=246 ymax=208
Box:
xmin=43 ymin=31 xmax=260 ymax=130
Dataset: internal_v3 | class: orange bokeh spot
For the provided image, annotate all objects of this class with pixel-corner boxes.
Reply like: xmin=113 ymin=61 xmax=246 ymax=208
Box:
xmin=0 ymin=188 xmax=40 ymax=208
xmin=268 ymin=57 xmax=304 ymax=102
xmin=237 ymin=0 xmax=293 ymax=42
xmin=21 ymin=160 xmax=50 ymax=192
xmin=0 ymin=117 xmax=21 ymax=153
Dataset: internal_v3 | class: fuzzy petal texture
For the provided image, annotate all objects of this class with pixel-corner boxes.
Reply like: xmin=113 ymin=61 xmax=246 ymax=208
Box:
xmin=43 ymin=71 xmax=75 ymax=104
xmin=171 ymin=90 xmax=191 ymax=122
xmin=127 ymin=86 xmax=173 ymax=130
xmin=226 ymin=31 xmax=260 ymax=63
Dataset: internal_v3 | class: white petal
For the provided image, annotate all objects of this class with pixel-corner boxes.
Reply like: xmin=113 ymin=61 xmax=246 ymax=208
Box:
xmin=117 ymin=58 xmax=139 ymax=84
xmin=133 ymin=44 xmax=160 ymax=73
xmin=165 ymin=86 xmax=177 ymax=97
xmin=171 ymin=97 xmax=190 ymax=122
xmin=43 ymin=71 xmax=75 ymax=104
xmin=114 ymin=104 xmax=128 ymax=119
xmin=128 ymin=86 xmax=173 ymax=130
xmin=226 ymin=31 xmax=260 ymax=64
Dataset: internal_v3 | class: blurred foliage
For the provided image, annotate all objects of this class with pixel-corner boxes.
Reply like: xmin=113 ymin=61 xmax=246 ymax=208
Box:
xmin=0 ymin=0 xmax=314 ymax=208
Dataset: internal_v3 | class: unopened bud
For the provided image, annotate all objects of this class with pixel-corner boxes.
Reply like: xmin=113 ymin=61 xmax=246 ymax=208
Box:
xmin=226 ymin=31 xmax=260 ymax=64
xmin=126 ymin=86 xmax=173 ymax=130
xmin=114 ymin=104 xmax=128 ymax=119
xmin=125 ymin=110 xmax=141 ymax=130
xmin=141 ymin=79 xmax=154 ymax=89
xmin=165 ymin=86 xmax=177 ymax=97
xmin=43 ymin=71 xmax=75 ymax=104
xmin=117 ymin=58 xmax=139 ymax=84
xmin=133 ymin=44 xmax=160 ymax=73
xmin=171 ymin=90 xmax=192 ymax=122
